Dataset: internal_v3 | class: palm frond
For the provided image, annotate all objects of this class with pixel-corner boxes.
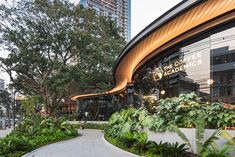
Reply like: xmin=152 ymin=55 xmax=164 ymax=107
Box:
xmin=219 ymin=130 xmax=235 ymax=145
xmin=205 ymin=143 xmax=235 ymax=157
xmin=169 ymin=124 xmax=193 ymax=152
xmin=195 ymin=114 xmax=205 ymax=155
xmin=201 ymin=129 xmax=220 ymax=153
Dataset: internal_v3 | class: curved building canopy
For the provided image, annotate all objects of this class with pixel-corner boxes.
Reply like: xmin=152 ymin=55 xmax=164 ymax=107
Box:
xmin=71 ymin=0 xmax=235 ymax=101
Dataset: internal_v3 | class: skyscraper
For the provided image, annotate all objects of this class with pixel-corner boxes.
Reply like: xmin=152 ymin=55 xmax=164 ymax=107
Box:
xmin=79 ymin=0 xmax=131 ymax=41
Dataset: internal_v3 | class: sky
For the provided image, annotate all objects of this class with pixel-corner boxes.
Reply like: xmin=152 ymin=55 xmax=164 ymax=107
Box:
xmin=0 ymin=0 xmax=181 ymax=85
xmin=131 ymin=0 xmax=181 ymax=38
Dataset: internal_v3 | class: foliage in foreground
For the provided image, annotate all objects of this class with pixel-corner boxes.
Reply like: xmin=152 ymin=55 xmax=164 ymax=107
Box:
xmin=105 ymin=107 xmax=153 ymax=138
xmin=105 ymin=105 xmax=235 ymax=157
xmin=0 ymin=116 xmax=78 ymax=157
xmin=151 ymin=93 xmax=235 ymax=132
xmin=105 ymin=132 xmax=190 ymax=157
xmin=170 ymin=117 xmax=235 ymax=157
xmin=105 ymin=108 xmax=191 ymax=156
xmin=105 ymin=93 xmax=235 ymax=136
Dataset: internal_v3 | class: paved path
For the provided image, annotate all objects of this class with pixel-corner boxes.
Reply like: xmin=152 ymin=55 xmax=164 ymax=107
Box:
xmin=22 ymin=129 xmax=139 ymax=157
xmin=0 ymin=128 xmax=12 ymax=138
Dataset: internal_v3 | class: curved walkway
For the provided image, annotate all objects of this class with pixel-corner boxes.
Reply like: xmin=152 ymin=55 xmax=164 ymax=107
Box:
xmin=0 ymin=128 xmax=12 ymax=138
xmin=22 ymin=129 xmax=139 ymax=157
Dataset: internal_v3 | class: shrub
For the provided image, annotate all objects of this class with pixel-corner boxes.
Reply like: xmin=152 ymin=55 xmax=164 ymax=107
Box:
xmin=151 ymin=93 xmax=202 ymax=132
xmin=74 ymin=123 xmax=109 ymax=130
xmin=145 ymin=141 xmax=190 ymax=157
xmin=145 ymin=141 xmax=168 ymax=157
xmin=151 ymin=93 xmax=235 ymax=132
xmin=204 ymin=102 xmax=235 ymax=129
xmin=105 ymin=107 xmax=190 ymax=157
xmin=105 ymin=107 xmax=153 ymax=138
xmin=105 ymin=93 xmax=235 ymax=157
xmin=0 ymin=116 xmax=78 ymax=157
xmin=132 ymin=131 xmax=150 ymax=154
xmin=0 ymin=135 xmax=32 ymax=155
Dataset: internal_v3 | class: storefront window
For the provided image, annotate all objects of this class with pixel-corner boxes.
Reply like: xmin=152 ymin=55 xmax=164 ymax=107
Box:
xmin=134 ymin=23 xmax=235 ymax=104
xmin=211 ymin=26 xmax=235 ymax=104
xmin=180 ymin=37 xmax=210 ymax=101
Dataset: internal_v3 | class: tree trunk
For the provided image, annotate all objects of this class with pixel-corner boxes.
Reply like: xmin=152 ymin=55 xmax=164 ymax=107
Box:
xmin=6 ymin=104 xmax=10 ymax=128
xmin=42 ymin=86 xmax=50 ymax=115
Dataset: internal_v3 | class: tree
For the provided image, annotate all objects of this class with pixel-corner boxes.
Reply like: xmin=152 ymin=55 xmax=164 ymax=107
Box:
xmin=21 ymin=96 xmax=43 ymax=117
xmin=74 ymin=4 xmax=125 ymax=92
xmin=0 ymin=0 xmax=125 ymax=115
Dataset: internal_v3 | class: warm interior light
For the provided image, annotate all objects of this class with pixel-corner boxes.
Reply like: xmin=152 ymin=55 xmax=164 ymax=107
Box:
xmin=207 ymin=79 xmax=214 ymax=85
xmin=160 ymin=90 xmax=165 ymax=95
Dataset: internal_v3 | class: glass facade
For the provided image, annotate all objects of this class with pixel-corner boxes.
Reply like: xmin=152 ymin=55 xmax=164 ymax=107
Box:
xmin=134 ymin=22 xmax=235 ymax=104
xmin=76 ymin=94 xmax=128 ymax=121
xmin=211 ymin=26 xmax=235 ymax=103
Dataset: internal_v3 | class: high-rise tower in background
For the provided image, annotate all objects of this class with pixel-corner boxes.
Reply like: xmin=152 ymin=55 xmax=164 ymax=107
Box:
xmin=79 ymin=0 xmax=131 ymax=41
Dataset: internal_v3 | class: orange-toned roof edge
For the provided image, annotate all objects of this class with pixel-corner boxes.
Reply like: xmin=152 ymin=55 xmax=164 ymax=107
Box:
xmin=71 ymin=79 xmax=127 ymax=101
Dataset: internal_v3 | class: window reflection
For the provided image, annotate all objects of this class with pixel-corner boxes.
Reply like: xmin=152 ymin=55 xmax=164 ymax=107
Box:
xmin=211 ymin=27 xmax=235 ymax=103
xmin=134 ymin=24 xmax=235 ymax=104
xmin=180 ymin=37 xmax=210 ymax=100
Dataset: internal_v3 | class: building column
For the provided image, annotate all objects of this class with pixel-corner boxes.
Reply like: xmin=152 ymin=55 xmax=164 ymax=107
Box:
xmin=126 ymin=84 xmax=134 ymax=107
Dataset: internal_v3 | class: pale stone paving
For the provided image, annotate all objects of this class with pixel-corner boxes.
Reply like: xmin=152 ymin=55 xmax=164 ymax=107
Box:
xmin=0 ymin=128 xmax=12 ymax=138
xmin=22 ymin=129 xmax=139 ymax=157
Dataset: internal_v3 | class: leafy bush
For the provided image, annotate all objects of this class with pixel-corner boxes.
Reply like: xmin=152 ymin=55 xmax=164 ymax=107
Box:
xmin=105 ymin=93 xmax=235 ymax=157
xmin=204 ymin=102 xmax=235 ymax=129
xmin=0 ymin=135 xmax=32 ymax=155
xmin=0 ymin=116 xmax=78 ymax=157
xmin=105 ymin=134 xmax=191 ymax=157
xmin=132 ymin=131 xmax=151 ymax=154
xmin=119 ymin=131 xmax=137 ymax=148
xmin=105 ymin=107 xmax=153 ymax=138
xmin=105 ymin=107 xmax=190 ymax=156
xmin=145 ymin=142 xmax=189 ymax=157
xmin=151 ymin=93 xmax=202 ymax=132
xmin=151 ymin=93 xmax=235 ymax=132
xmin=73 ymin=122 xmax=109 ymax=130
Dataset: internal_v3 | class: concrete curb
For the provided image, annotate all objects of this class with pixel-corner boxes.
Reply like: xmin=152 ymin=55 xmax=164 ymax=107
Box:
xmin=102 ymin=134 xmax=140 ymax=157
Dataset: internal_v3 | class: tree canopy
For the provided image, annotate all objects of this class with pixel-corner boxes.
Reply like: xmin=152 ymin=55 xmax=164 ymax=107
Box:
xmin=21 ymin=95 xmax=43 ymax=117
xmin=0 ymin=90 xmax=11 ymax=110
xmin=0 ymin=0 xmax=125 ymax=115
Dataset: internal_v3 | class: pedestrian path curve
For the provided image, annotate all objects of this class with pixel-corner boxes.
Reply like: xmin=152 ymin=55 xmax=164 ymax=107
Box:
xmin=0 ymin=128 xmax=12 ymax=138
xmin=22 ymin=129 xmax=139 ymax=157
